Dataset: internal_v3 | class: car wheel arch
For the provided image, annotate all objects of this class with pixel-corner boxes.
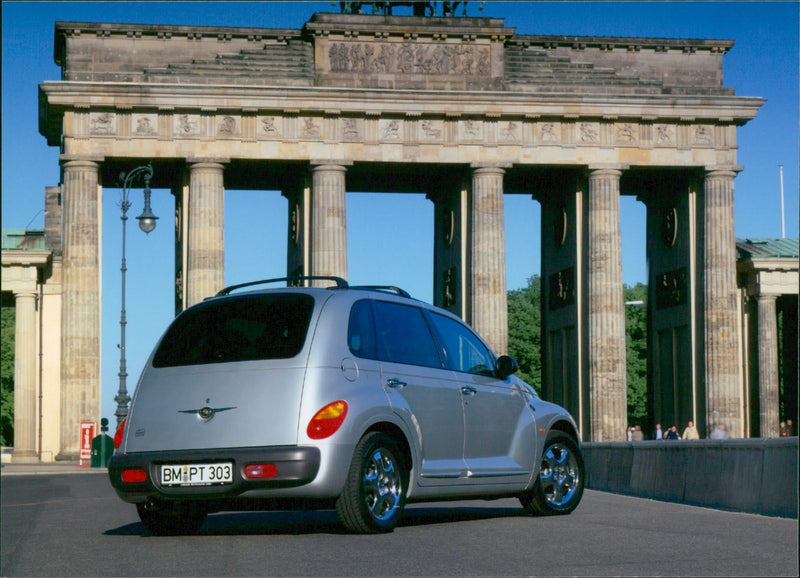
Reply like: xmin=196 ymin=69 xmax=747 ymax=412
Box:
xmin=363 ymin=421 xmax=414 ymax=490
xmin=548 ymin=419 xmax=581 ymax=443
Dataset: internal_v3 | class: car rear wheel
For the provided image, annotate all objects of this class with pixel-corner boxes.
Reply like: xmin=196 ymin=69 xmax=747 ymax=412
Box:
xmin=336 ymin=432 xmax=406 ymax=533
xmin=520 ymin=431 xmax=584 ymax=516
xmin=136 ymin=499 xmax=208 ymax=536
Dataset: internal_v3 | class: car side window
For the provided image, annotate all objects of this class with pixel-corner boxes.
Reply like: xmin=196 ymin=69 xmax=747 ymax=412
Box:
xmin=427 ymin=312 xmax=495 ymax=376
xmin=372 ymin=300 xmax=443 ymax=368
xmin=348 ymin=299 xmax=377 ymax=359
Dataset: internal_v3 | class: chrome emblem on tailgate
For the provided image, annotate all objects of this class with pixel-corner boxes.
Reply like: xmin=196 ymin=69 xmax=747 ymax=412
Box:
xmin=178 ymin=405 xmax=236 ymax=422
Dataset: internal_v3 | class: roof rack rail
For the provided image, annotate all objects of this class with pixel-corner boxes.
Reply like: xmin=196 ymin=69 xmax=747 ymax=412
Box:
xmin=215 ymin=276 xmax=348 ymax=296
xmin=348 ymin=285 xmax=411 ymax=298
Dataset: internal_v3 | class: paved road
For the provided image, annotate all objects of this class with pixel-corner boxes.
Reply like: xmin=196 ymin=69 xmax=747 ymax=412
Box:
xmin=1 ymin=467 xmax=797 ymax=577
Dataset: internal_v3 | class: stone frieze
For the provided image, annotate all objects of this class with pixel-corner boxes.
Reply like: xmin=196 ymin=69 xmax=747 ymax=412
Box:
xmin=75 ymin=108 xmax=726 ymax=152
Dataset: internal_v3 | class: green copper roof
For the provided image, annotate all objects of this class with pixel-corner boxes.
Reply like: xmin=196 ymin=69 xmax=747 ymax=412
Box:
xmin=736 ymin=237 xmax=799 ymax=259
xmin=1 ymin=229 xmax=48 ymax=251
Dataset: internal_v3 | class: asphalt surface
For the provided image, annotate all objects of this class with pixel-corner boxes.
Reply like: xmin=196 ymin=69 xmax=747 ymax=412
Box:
xmin=2 ymin=461 xmax=798 ymax=577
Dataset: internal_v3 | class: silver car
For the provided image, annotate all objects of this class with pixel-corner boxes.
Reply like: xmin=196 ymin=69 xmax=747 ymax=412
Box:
xmin=108 ymin=276 xmax=584 ymax=534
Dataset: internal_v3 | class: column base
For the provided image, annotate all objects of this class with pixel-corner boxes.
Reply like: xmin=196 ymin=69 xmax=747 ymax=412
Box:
xmin=55 ymin=451 xmax=80 ymax=462
xmin=11 ymin=450 xmax=39 ymax=464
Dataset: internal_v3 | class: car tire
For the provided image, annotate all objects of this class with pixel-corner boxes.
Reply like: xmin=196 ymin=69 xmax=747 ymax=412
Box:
xmin=520 ymin=431 xmax=584 ymax=516
xmin=336 ymin=431 xmax=406 ymax=533
xmin=136 ymin=500 xmax=208 ymax=536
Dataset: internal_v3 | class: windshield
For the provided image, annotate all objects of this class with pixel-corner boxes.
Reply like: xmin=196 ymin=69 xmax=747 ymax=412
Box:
xmin=152 ymin=293 xmax=315 ymax=367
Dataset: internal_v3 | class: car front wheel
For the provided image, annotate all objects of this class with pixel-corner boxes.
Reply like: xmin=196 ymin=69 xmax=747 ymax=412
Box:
xmin=336 ymin=432 xmax=406 ymax=533
xmin=520 ymin=431 xmax=584 ymax=516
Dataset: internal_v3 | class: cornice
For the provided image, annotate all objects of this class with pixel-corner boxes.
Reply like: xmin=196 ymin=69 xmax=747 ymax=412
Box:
xmin=39 ymin=80 xmax=765 ymax=121
xmin=510 ymin=34 xmax=734 ymax=54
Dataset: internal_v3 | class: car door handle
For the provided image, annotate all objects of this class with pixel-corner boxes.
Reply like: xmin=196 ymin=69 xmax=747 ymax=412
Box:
xmin=386 ymin=378 xmax=407 ymax=389
xmin=461 ymin=386 xmax=477 ymax=396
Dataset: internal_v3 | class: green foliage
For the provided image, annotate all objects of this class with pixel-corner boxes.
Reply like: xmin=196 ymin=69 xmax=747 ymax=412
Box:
xmin=506 ymin=276 xmax=650 ymax=427
xmin=624 ymin=283 xmax=648 ymax=427
xmin=1 ymin=305 xmax=15 ymax=446
xmin=506 ymin=276 xmax=542 ymax=392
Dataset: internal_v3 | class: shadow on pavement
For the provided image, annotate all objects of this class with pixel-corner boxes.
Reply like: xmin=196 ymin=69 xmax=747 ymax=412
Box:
xmin=104 ymin=504 xmax=528 ymax=536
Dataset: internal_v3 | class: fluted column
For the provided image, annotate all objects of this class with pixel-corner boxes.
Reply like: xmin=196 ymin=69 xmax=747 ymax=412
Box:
xmin=186 ymin=162 xmax=225 ymax=307
xmin=311 ymin=164 xmax=348 ymax=282
xmin=587 ymin=168 xmax=627 ymax=441
xmin=703 ymin=169 xmax=742 ymax=437
xmin=59 ymin=159 xmax=101 ymax=460
xmin=757 ymin=295 xmax=780 ymax=437
xmin=12 ymin=291 xmax=38 ymax=462
xmin=469 ymin=166 xmax=507 ymax=354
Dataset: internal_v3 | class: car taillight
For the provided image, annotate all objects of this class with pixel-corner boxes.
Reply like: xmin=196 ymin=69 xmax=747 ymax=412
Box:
xmin=121 ymin=468 xmax=147 ymax=483
xmin=114 ymin=417 xmax=126 ymax=448
xmin=306 ymin=400 xmax=348 ymax=440
xmin=244 ymin=464 xmax=278 ymax=479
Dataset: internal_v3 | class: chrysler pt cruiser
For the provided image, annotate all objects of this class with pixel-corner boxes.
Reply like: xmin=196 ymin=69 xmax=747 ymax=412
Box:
xmin=108 ymin=277 xmax=584 ymax=535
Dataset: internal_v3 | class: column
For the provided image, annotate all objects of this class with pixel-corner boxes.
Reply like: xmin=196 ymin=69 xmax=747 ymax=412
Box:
xmin=469 ymin=166 xmax=507 ymax=354
xmin=283 ymin=174 xmax=311 ymax=279
xmin=429 ymin=184 xmax=466 ymax=318
xmin=59 ymin=159 xmax=101 ymax=460
xmin=587 ymin=168 xmax=627 ymax=441
xmin=757 ymin=295 xmax=780 ymax=437
xmin=12 ymin=291 xmax=38 ymax=462
xmin=310 ymin=164 xmax=348 ymax=282
xmin=185 ymin=162 xmax=225 ymax=307
xmin=703 ymin=169 xmax=742 ymax=437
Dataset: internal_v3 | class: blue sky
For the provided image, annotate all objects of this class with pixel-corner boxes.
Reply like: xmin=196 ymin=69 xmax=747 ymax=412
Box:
xmin=2 ymin=1 xmax=798 ymax=424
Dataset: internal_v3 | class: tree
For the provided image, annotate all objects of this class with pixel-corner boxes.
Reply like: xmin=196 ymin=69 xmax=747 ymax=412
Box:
xmin=506 ymin=276 xmax=650 ymax=428
xmin=1 ymin=303 xmax=15 ymax=446
xmin=624 ymin=283 xmax=648 ymax=428
xmin=506 ymin=275 xmax=542 ymax=392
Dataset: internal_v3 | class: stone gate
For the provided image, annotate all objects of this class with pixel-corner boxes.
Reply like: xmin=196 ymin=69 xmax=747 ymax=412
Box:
xmin=36 ymin=12 xmax=764 ymax=458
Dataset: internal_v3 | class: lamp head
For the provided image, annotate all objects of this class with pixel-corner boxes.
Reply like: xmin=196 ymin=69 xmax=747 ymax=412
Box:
xmin=136 ymin=209 xmax=158 ymax=234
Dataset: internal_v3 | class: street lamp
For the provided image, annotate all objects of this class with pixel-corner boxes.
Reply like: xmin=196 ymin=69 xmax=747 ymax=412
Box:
xmin=115 ymin=163 xmax=158 ymax=428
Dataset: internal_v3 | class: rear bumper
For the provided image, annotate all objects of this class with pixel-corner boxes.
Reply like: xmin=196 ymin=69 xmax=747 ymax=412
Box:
xmin=108 ymin=446 xmax=321 ymax=504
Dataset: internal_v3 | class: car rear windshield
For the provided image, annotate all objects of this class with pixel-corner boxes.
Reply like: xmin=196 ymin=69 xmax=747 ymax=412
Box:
xmin=152 ymin=293 xmax=315 ymax=367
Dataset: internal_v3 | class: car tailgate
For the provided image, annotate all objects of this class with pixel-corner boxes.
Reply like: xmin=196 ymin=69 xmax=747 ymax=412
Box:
xmin=122 ymin=362 xmax=306 ymax=453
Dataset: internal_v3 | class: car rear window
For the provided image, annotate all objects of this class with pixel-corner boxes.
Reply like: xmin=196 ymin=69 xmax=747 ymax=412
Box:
xmin=152 ymin=294 xmax=315 ymax=367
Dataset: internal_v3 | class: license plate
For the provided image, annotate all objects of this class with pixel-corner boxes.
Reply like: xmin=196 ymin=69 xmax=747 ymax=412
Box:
xmin=160 ymin=462 xmax=233 ymax=487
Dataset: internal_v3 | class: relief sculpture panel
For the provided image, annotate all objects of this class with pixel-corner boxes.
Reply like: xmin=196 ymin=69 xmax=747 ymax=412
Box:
xmin=132 ymin=114 xmax=158 ymax=136
xmin=328 ymin=41 xmax=490 ymax=76
xmin=89 ymin=112 xmax=116 ymax=135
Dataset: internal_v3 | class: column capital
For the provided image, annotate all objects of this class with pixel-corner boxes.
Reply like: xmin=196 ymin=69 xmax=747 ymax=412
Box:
xmin=12 ymin=289 xmax=39 ymax=300
xmin=186 ymin=157 xmax=229 ymax=167
xmin=587 ymin=165 xmax=626 ymax=177
xmin=59 ymin=157 xmax=103 ymax=168
xmin=705 ymin=166 xmax=743 ymax=178
xmin=311 ymin=163 xmax=350 ymax=173
xmin=756 ymin=293 xmax=779 ymax=302
xmin=470 ymin=162 xmax=511 ymax=172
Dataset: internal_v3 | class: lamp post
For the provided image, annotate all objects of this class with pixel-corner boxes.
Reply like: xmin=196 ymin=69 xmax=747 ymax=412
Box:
xmin=115 ymin=163 xmax=158 ymax=428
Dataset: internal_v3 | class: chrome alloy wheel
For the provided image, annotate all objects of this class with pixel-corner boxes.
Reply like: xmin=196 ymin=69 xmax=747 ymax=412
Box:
xmin=363 ymin=447 xmax=402 ymax=522
xmin=539 ymin=441 xmax=581 ymax=507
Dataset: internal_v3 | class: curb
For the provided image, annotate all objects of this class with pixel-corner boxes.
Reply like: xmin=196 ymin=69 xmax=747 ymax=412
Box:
xmin=0 ymin=463 xmax=108 ymax=476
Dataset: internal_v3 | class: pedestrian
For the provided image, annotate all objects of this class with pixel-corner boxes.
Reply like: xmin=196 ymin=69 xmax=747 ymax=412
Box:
xmin=780 ymin=421 xmax=789 ymax=437
xmin=654 ymin=423 xmax=663 ymax=440
xmin=787 ymin=419 xmax=794 ymax=436
xmin=627 ymin=427 xmax=633 ymax=441
xmin=632 ymin=425 xmax=644 ymax=441
xmin=709 ymin=423 xmax=727 ymax=439
xmin=665 ymin=425 xmax=680 ymax=440
xmin=682 ymin=420 xmax=699 ymax=440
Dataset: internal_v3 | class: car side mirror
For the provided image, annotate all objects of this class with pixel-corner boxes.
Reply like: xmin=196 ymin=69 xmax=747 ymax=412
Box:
xmin=495 ymin=355 xmax=518 ymax=379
